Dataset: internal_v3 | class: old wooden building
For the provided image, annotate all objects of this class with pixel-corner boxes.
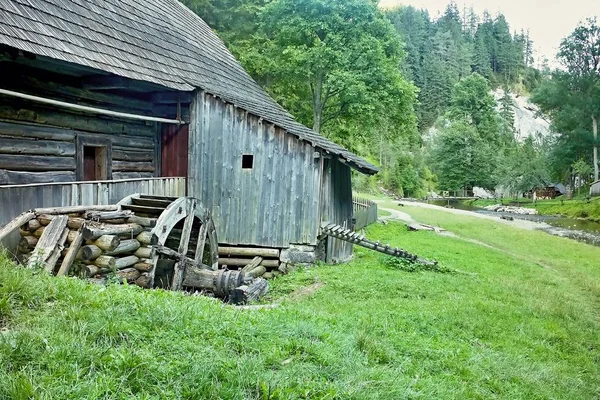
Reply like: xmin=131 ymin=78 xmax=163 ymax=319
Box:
xmin=0 ymin=0 xmax=378 ymax=262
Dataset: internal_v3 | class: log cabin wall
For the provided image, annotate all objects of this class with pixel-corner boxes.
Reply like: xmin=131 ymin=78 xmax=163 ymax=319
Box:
xmin=0 ymin=63 xmax=159 ymax=185
xmin=320 ymin=159 xmax=354 ymax=263
xmin=188 ymin=91 xmax=322 ymax=248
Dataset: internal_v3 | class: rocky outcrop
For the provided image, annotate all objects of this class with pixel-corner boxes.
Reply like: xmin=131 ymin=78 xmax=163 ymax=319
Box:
xmin=484 ymin=204 xmax=538 ymax=215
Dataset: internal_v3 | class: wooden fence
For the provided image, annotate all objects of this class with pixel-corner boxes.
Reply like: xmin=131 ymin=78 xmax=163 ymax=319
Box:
xmin=353 ymin=196 xmax=378 ymax=230
xmin=0 ymin=177 xmax=185 ymax=230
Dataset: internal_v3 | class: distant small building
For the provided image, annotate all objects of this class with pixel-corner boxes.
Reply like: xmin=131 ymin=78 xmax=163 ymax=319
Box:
xmin=534 ymin=183 xmax=567 ymax=199
xmin=591 ymin=180 xmax=600 ymax=197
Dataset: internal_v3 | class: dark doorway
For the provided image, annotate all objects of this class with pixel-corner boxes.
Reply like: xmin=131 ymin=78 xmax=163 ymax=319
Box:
xmin=83 ymin=146 xmax=108 ymax=181
xmin=161 ymin=124 xmax=189 ymax=190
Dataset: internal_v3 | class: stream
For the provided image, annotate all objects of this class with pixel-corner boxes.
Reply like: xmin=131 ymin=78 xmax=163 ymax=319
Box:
xmin=428 ymin=199 xmax=600 ymax=246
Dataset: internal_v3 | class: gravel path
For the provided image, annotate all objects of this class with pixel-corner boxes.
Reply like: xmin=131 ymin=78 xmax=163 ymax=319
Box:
xmin=392 ymin=201 xmax=552 ymax=231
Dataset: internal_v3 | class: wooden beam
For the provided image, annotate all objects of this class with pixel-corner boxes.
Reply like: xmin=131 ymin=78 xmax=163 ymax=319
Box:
xmin=0 ymin=211 xmax=35 ymax=242
xmin=151 ymin=92 xmax=194 ymax=104
xmin=0 ymin=154 xmax=75 ymax=171
xmin=81 ymin=75 xmax=131 ymax=90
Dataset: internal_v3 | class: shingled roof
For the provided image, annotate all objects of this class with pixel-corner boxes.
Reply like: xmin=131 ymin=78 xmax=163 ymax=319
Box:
xmin=0 ymin=0 xmax=378 ymax=174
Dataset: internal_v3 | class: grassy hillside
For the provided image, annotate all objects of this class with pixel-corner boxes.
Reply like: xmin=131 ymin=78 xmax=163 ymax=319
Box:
xmin=1 ymin=207 xmax=600 ymax=399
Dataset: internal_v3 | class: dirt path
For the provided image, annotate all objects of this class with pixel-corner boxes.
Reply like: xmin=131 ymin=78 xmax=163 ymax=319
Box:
xmin=377 ymin=203 xmax=553 ymax=269
xmin=386 ymin=200 xmax=553 ymax=231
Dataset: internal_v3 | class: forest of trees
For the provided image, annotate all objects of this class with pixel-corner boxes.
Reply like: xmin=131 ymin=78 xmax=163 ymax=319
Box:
xmin=181 ymin=0 xmax=599 ymax=198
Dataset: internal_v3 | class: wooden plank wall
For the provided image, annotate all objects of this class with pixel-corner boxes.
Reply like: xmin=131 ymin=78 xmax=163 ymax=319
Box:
xmin=0 ymin=177 xmax=185 ymax=228
xmin=0 ymin=65 xmax=159 ymax=185
xmin=188 ymin=92 xmax=321 ymax=248
xmin=321 ymin=159 xmax=354 ymax=263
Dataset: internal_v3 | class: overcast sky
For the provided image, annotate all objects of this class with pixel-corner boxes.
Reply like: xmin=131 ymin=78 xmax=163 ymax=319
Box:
xmin=379 ymin=0 xmax=600 ymax=67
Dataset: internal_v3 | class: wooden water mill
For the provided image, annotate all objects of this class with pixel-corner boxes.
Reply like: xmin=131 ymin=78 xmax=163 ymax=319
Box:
xmin=0 ymin=194 xmax=268 ymax=303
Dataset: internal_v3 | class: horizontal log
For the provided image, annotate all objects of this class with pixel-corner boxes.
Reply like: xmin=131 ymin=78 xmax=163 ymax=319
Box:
xmin=0 ymin=211 xmax=35 ymax=242
xmin=0 ymin=102 xmax=155 ymax=139
xmin=67 ymin=218 xmax=85 ymax=230
xmin=241 ymin=257 xmax=263 ymax=274
xmin=94 ymin=255 xmax=116 ymax=269
xmin=0 ymin=154 xmax=75 ymax=172
xmin=0 ymin=137 xmax=75 ymax=156
xmin=35 ymin=205 xmax=118 ymax=215
xmin=27 ymin=219 xmax=41 ymax=232
xmin=92 ymin=235 xmax=120 ymax=251
xmin=134 ymin=262 xmax=153 ymax=272
xmin=82 ymin=264 xmax=100 ymax=277
xmin=127 ymin=215 xmax=157 ymax=228
xmin=246 ymin=265 xmax=266 ymax=279
xmin=229 ymin=278 xmax=269 ymax=305
xmin=112 ymin=161 xmax=154 ymax=173
xmin=134 ymin=246 xmax=153 ymax=259
xmin=115 ymin=267 xmax=141 ymax=282
xmin=85 ymin=210 xmax=133 ymax=220
xmin=33 ymin=227 xmax=46 ymax=238
xmin=115 ymin=256 xmax=140 ymax=270
xmin=135 ymin=273 xmax=151 ymax=288
xmin=82 ymin=222 xmax=143 ymax=240
xmin=219 ymin=258 xmax=279 ymax=268
xmin=136 ymin=231 xmax=155 ymax=245
xmin=112 ymin=172 xmax=154 ymax=180
xmin=112 ymin=149 xmax=154 ymax=162
xmin=219 ymin=247 xmax=279 ymax=258
xmin=81 ymin=245 xmax=102 ymax=261
xmin=0 ymin=169 xmax=75 ymax=184
xmin=104 ymin=239 xmax=141 ymax=256
xmin=0 ymin=121 xmax=75 ymax=141
xmin=19 ymin=235 xmax=38 ymax=248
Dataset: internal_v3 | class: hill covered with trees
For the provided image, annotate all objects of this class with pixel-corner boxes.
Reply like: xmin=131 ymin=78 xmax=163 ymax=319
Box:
xmin=180 ymin=0 xmax=596 ymax=198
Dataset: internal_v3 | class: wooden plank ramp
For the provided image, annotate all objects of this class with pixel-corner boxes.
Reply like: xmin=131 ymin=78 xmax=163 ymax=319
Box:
xmin=321 ymin=223 xmax=437 ymax=266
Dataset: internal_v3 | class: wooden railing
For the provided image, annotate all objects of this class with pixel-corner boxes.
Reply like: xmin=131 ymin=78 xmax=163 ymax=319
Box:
xmin=352 ymin=196 xmax=378 ymax=230
xmin=0 ymin=177 xmax=186 ymax=229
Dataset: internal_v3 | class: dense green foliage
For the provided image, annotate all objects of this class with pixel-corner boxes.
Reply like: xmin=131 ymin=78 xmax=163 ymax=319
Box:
xmin=532 ymin=18 xmax=600 ymax=185
xmin=2 ymin=205 xmax=600 ymax=398
xmin=387 ymin=2 xmax=539 ymax=132
xmin=179 ymin=0 xmax=597 ymax=196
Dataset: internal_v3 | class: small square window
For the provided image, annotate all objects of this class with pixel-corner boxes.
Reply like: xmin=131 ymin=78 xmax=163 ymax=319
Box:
xmin=242 ymin=154 xmax=254 ymax=169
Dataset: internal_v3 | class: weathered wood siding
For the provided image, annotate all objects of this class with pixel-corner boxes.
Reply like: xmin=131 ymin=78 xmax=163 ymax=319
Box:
xmin=188 ymin=92 xmax=321 ymax=247
xmin=353 ymin=196 xmax=378 ymax=230
xmin=0 ymin=65 xmax=159 ymax=185
xmin=321 ymin=159 xmax=354 ymax=263
xmin=0 ymin=177 xmax=184 ymax=251
xmin=0 ymin=177 xmax=185 ymax=228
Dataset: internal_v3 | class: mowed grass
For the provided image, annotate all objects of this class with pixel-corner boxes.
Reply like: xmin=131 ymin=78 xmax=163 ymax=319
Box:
xmin=1 ymin=209 xmax=600 ymax=399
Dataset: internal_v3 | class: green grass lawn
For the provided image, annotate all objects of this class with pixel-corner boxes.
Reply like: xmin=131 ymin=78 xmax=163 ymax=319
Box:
xmin=1 ymin=207 xmax=600 ymax=399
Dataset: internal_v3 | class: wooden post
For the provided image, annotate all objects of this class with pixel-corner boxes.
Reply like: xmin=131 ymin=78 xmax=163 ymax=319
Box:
xmin=27 ymin=215 xmax=68 ymax=272
xmin=57 ymin=228 xmax=84 ymax=276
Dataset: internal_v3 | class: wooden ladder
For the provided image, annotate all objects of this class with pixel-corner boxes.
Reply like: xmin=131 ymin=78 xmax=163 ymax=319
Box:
xmin=321 ymin=223 xmax=436 ymax=266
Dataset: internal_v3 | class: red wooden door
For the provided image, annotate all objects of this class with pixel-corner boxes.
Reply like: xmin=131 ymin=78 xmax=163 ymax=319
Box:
xmin=161 ymin=125 xmax=189 ymax=192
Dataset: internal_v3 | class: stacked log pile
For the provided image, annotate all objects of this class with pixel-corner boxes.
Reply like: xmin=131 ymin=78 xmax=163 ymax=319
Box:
xmin=15 ymin=207 xmax=157 ymax=288
xmin=218 ymin=246 xmax=285 ymax=280
xmin=0 ymin=197 xmax=278 ymax=305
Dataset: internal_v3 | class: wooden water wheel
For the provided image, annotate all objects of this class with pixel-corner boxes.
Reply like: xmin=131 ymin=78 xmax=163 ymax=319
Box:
xmin=117 ymin=194 xmax=219 ymax=290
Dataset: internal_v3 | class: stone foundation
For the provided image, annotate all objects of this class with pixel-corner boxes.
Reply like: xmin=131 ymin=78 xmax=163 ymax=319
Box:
xmin=280 ymin=244 xmax=317 ymax=265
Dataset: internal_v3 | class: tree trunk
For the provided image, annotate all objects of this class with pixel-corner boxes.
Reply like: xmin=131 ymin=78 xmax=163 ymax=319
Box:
xmin=593 ymin=115 xmax=598 ymax=181
xmin=312 ymin=71 xmax=324 ymax=133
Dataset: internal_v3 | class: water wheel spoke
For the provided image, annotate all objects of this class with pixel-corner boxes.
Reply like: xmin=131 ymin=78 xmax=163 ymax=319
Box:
xmin=171 ymin=199 xmax=197 ymax=291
